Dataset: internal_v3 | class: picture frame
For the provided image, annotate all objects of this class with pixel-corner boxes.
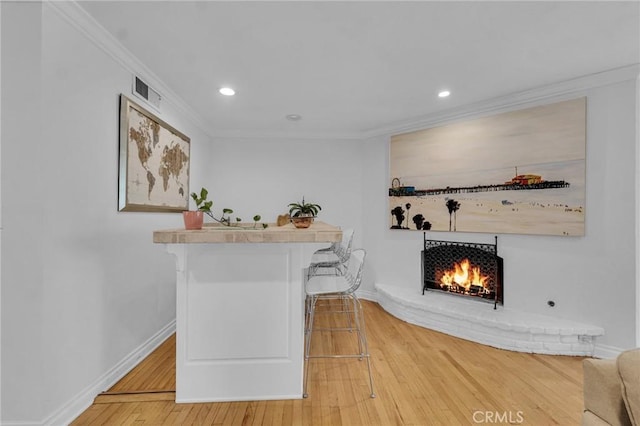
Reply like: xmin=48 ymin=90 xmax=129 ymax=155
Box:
xmin=118 ymin=94 xmax=190 ymax=212
xmin=389 ymin=97 xmax=586 ymax=236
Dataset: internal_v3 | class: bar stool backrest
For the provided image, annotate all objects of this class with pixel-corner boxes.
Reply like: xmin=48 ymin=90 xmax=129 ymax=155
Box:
xmin=343 ymin=249 xmax=366 ymax=295
xmin=335 ymin=228 xmax=355 ymax=264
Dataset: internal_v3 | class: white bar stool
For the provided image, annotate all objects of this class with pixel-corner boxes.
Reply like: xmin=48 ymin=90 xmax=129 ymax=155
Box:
xmin=307 ymin=228 xmax=354 ymax=278
xmin=303 ymin=249 xmax=375 ymax=399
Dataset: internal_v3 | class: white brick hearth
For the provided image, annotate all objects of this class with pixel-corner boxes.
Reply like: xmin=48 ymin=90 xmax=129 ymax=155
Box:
xmin=375 ymin=283 xmax=604 ymax=356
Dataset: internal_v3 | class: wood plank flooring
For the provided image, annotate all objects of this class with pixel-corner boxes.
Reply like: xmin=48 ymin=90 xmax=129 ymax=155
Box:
xmin=72 ymin=301 xmax=586 ymax=425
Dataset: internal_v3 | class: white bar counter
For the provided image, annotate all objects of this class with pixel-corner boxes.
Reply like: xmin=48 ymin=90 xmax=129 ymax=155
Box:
xmin=154 ymin=221 xmax=341 ymax=403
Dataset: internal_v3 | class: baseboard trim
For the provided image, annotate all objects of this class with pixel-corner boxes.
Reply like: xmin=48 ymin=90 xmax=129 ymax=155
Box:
xmin=593 ymin=344 xmax=626 ymax=359
xmin=40 ymin=320 xmax=176 ymax=426
xmin=356 ymin=288 xmax=378 ymax=302
xmin=94 ymin=390 xmax=176 ymax=404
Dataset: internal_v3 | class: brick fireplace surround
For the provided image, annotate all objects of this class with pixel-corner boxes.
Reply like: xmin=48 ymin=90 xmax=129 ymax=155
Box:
xmin=375 ymin=283 xmax=604 ymax=356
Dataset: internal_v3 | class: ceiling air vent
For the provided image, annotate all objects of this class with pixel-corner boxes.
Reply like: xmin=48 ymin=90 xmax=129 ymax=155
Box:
xmin=133 ymin=76 xmax=161 ymax=110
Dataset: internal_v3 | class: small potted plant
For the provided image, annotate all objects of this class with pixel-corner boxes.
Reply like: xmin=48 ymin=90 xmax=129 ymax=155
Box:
xmin=186 ymin=187 xmax=268 ymax=230
xmin=184 ymin=187 xmax=213 ymax=230
xmin=288 ymin=197 xmax=322 ymax=229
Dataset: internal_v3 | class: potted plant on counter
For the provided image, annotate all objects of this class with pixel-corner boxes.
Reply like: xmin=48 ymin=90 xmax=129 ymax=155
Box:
xmin=185 ymin=187 xmax=267 ymax=230
xmin=183 ymin=187 xmax=213 ymax=230
xmin=288 ymin=197 xmax=322 ymax=229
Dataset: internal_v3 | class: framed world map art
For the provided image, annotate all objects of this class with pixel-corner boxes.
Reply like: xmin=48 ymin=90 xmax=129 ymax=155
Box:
xmin=118 ymin=94 xmax=190 ymax=212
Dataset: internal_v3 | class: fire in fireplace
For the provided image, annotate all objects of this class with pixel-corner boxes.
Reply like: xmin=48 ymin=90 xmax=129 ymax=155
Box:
xmin=422 ymin=234 xmax=503 ymax=308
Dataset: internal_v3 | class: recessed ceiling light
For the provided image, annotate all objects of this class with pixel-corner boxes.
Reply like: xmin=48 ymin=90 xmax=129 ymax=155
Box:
xmin=438 ymin=90 xmax=451 ymax=98
xmin=286 ymin=114 xmax=302 ymax=121
xmin=219 ymin=87 xmax=235 ymax=96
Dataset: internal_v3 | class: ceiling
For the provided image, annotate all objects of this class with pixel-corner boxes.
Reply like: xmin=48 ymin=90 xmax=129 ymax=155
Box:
xmin=78 ymin=1 xmax=640 ymax=138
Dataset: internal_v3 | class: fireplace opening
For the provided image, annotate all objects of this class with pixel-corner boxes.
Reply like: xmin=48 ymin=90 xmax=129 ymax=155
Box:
xmin=422 ymin=234 xmax=503 ymax=308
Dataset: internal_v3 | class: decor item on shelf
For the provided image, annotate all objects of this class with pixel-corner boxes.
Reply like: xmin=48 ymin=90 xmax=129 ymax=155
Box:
xmin=183 ymin=210 xmax=204 ymax=230
xmin=183 ymin=187 xmax=213 ymax=230
xmin=186 ymin=187 xmax=265 ymax=230
xmin=253 ymin=215 xmax=263 ymax=229
xmin=288 ymin=197 xmax=322 ymax=229
xmin=277 ymin=214 xmax=290 ymax=227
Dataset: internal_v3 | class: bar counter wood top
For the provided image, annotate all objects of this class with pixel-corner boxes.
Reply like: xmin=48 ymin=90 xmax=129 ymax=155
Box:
xmin=153 ymin=221 xmax=342 ymax=244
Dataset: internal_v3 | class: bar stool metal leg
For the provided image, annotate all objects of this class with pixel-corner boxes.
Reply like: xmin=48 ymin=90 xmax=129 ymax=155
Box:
xmin=302 ymin=249 xmax=375 ymax=399
xmin=303 ymin=294 xmax=317 ymax=398
xmin=353 ymin=295 xmax=375 ymax=398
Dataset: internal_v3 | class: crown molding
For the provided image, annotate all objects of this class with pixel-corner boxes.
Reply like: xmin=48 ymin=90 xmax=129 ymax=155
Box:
xmin=41 ymin=1 xmax=640 ymax=142
xmin=364 ymin=63 xmax=640 ymax=140
xmin=45 ymin=0 xmax=215 ymax=138
xmin=44 ymin=0 xmax=363 ymax=141
xmin=210 ymin=129 xmax=363 ymax=141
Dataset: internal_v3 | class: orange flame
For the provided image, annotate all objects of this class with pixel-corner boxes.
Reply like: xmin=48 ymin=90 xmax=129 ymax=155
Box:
xmin=440 ymin=259 xmax=489 ymax=290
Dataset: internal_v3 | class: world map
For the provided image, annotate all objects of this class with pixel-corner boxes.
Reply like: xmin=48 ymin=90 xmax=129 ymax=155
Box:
xmin=125 ymin=106 xmax=190 ymax=210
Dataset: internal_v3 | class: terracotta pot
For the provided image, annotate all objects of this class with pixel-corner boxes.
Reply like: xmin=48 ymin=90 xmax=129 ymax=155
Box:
xmin=291 ymin=215 xmax=314 ymax=229
xmin=183 ymin=211 xmax=204 ymax=230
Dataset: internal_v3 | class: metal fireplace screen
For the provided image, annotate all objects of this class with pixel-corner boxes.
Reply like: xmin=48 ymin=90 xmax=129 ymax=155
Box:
xmin=422 ymin=234 xmax=503 ymax=308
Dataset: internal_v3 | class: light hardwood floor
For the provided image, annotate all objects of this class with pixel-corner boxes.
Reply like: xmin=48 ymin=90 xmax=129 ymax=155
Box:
xmin=72 ymin=301 xmax=586 ymax=425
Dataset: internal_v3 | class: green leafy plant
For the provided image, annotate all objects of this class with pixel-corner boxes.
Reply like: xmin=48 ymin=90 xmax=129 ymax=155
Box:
xmin=190 ymin=188 xmax=264 ymax=228
xmin=218 ymin=208 xmax=235 ymax=226
xmin=288 ymin=197 xmax=322 ymax=217
xmin=191 ymin=187 xmax=213 ymax=213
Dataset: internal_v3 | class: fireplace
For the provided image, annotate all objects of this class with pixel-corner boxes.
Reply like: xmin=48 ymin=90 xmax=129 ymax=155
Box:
xmin=422 ymin=234 xmax=503 ymax=308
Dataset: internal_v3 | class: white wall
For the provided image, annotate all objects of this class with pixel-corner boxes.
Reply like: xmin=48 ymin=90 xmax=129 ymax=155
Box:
xmin=362 ymin=78 xmax=639 ymax=353
xmin=204 ymin=137 xmax=364 ymax=246
xmin=1 ymin=3 xmax=211 ymax=424
xmin=1 ymin=4 xmax=46 ymax=421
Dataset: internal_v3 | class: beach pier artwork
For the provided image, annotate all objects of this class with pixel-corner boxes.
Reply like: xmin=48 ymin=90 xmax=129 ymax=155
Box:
xmin=389 ymin=97 xmax=586 ymax=236
xmin=389 ymin=167 xmax=582 ymax=236
xmin=389 ymin=168 xmax=570 ymax=197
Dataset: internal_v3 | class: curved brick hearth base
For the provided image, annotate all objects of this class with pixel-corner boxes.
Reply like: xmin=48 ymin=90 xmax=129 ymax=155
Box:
xmin=375 ymin=283 xmax=604 ymax=356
